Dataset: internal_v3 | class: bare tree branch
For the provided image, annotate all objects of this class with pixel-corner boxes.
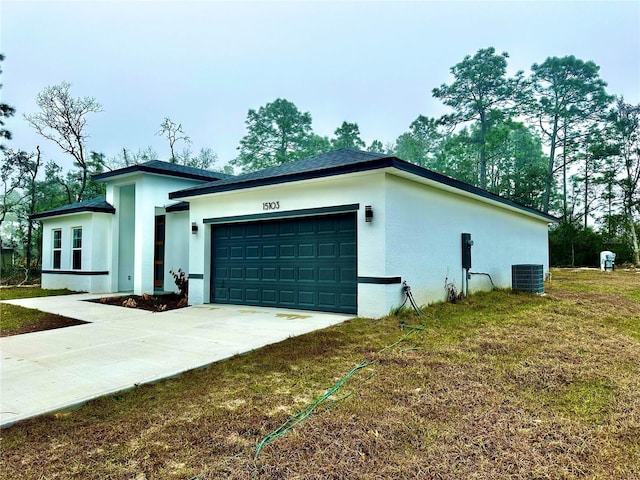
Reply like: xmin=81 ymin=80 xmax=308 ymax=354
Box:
xmin=24 ymin=82 xmax=102 ymax=202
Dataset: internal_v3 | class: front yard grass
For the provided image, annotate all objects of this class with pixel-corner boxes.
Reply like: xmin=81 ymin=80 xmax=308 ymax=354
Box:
xmin=1 ymin=268 xmax=639 ymax=479
xmin=0 ymin=287 xmax=85 ymax=336
xmin=0 ymin=303 xmax=87 ymax=337
xmin=0 ymin=287 xmax=76 ymax=300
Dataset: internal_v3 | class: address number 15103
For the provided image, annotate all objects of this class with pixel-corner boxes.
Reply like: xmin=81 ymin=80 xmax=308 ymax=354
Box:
xmin=263 ymin=201 xmax=280 ymax=211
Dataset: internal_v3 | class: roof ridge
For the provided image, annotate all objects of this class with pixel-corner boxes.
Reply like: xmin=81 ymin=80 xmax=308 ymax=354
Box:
xmin=93 ymin=160 xmax=231 ymax=182
xmin=169 ymin=148 xmax=392 ymax=198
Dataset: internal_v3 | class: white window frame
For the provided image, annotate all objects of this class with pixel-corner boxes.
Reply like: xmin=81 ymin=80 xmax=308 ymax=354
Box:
xmin=72 ymin=227 xmax=82 ymax=270
xmin=52 ymin=229 xmax=62 ymax=269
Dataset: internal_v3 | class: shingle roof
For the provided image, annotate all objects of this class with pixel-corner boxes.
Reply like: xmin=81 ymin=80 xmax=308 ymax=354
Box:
xmin=170 ymin=148 xmax=390 ymax=198
xmin=30 ymin=197 xmax=115 ymax=220
xmin=93 ymin=160 xmax=231 ymax=182
xmin=170 ymin=148 xmax=557 ymax=223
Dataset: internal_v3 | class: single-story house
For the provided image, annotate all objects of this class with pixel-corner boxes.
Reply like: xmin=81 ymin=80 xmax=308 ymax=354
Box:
xmin=33 ymin=149 xmax=555 ymax=318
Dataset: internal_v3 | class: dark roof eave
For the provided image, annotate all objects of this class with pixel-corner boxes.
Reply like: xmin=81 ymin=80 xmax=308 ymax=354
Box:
xmin=169 ymin=158 xmax=396 ymax=199
xmin=170 ymin=157 xmax=557 ymax=223
xmin=30 ymin=206 xmax=116 ymax=220
xmin=93 ymin=165 xmax=224 ymax=182
xmin=165 ymin=201 xmax=190 ymax=212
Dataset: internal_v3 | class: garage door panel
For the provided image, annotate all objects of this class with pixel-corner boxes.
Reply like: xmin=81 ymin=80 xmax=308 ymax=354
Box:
xmin=213 ymin=226 xmax=229 ymax=240
xmin=230 ymin=267 xmax=244 ymax=280
xmin=212 ymin=213 xmax=357 ymax=313
xmin=246 ymin=245 xmax=260 ymax=259
xmin=262 ymin=289 xmax=277 ymax=302
xmin=339 ymin=215 xmax=356 ymax=231
xmin=280 ymin=244 xmax=295 ymax=257
xmin=214 ymin=265 xmax=228 ymax=277
xmin=279 ymin=290 xmax=295 ymax=304
xmin=246 ymin=289 xmax=260 ymax=302
xmin=214 ymin=246 xmax=230 ymax=259
xmin=318 ymin=292 xmax=337 ymax=307
xmin=279 ymin=222 xmax=296 ymax=236
xmin=262 ymin=223 xmax=278 ymax=236
xmin=229 ymin=225 xmax=244 ymax=238
xmin=318 ymin=268 xmax=336 ymax=282
xmin=263 ymin=267 xmax=277 ymax=280
xmin=245 ymin=224 xmax=260 ymax=237
xmin=297 ymin=221 xmax=315 ymax=234
xmin=246 ymin=267 xmax=259 ymax=281
xmin=317 ymin=217 xmax=337 ymax=233
xmin=229 ymin=288 xmax=245 ymax=302
xmin=214 ymin=287 xmax=229 ymax=301
xmin=340 ymin=242 xmax=356 ymax=256
xmin=299 ymin=244 xmax=315 ymax=257
xmin=298 ymin=291 xmax=315 ymax=305
xmin=263 ymin=245 xmax=277 ymax=258
xmin=299 ymin=267 xmax=315 ymax=281
xmin=318 ymin=243 xmax=336 ymax=257
xmin=279 ymin=267 xmax=295 ymax=281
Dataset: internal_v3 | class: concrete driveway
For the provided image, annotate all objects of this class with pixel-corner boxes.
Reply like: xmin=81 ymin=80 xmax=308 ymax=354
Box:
xmin=0 ymin=294 xmax=353 ymax=428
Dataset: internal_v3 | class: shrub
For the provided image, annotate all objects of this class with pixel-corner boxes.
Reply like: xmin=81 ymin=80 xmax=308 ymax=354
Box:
xmin=444 ymin=277 xmax=463 ymax=303
xmin=170 ymin=268 xmax=188 ymax=298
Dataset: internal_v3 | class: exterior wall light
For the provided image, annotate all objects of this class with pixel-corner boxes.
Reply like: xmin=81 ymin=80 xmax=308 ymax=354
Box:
xmin=365 ymin=205 xmax=373 ymax=223
xmin=191 ymin=222 xmax=198 ymax=234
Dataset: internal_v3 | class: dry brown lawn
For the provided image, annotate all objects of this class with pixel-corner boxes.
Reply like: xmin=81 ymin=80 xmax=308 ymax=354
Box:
xmin=1 ymin=268 xmax=639 ymax=479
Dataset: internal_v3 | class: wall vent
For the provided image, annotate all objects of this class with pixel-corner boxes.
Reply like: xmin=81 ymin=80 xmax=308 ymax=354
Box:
xmin=511 ymin=264 xmax=544 ymax=294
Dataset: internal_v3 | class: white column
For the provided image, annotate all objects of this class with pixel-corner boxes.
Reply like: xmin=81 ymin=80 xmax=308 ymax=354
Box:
xmin=134 ymin=178 xmax=155 ymax=295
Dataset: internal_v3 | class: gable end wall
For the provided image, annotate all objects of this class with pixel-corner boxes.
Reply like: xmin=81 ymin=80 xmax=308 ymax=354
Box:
xmin=384 ymin=174 xmax=550 ymax=307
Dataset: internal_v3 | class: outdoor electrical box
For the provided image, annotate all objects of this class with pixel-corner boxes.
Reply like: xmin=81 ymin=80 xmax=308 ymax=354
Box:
xmin=462 ymin=233 xmax=473 ymax=269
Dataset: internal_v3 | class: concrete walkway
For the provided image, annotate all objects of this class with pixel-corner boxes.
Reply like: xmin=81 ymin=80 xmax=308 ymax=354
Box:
xmin=0 ymin=294 xmax=353 ymax=428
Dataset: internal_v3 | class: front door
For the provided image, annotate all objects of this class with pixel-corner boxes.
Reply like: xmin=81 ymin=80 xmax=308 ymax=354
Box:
xmin=154 ymin=215 xmax=165 ymax=290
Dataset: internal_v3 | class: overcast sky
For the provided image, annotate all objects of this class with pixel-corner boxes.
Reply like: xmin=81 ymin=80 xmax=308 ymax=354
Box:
xmin=1 ymin=0 xmax=639 ymax=171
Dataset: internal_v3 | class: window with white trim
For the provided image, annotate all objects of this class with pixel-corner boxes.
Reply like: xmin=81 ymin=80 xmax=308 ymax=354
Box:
xmin=52 ymin=229 xmax=62 ymax=269
xmin=72 ymin=227 xmax=82 ymax=270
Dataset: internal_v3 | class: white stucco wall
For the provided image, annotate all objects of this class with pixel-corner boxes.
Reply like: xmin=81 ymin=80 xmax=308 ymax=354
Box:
xmin=384 ymin=174 xmax=550 ymax=307
xmin=114 ymin=184 xmax=135 ymax=292
xmin=40 ymin=212 xmax=113 ymax=293
xmin=164 ymin=210 xmax=190 ymax=293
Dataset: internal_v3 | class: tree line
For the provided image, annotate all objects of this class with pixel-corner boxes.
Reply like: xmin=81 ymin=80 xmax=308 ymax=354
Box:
xmin=229 ymin=49 xmax=639 ymax=267
xmin=1 ymin=47 xmax=639 ymax=282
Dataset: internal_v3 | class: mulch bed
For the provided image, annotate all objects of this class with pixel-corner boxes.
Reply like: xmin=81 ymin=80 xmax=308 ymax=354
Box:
xmin=0 ymin=315 xmax=87 ymax=337
xmin=89 ymin=293 xmax=188 ymax=312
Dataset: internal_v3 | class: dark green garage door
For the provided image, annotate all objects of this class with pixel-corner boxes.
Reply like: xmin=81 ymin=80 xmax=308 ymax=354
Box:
xmin=211 ymin=213 xmax=357 ymax=313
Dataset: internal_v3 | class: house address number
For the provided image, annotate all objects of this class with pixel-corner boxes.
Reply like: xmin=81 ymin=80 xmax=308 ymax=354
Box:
xmin=263 ymin=201 xmax=280 ymax=211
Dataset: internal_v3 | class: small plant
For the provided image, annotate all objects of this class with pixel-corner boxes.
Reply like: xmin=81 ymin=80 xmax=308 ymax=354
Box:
xmin=444 ymin=276 xmax=463 ymax=303
xmin=170 ymin=268 xmax=188 ymax=298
